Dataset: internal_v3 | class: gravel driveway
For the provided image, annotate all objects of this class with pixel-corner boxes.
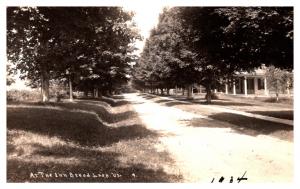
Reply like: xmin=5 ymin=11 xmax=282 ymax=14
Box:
xmin=124 ymin=93 xmax=293 ymax=183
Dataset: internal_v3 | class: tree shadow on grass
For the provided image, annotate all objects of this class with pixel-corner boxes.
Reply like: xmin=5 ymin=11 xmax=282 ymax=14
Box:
xmin=137 ymin=93 xmax=157 ymax=99
xmin=7 ymin=100 xmax=135 ymax=124
xmin=7 ymin=108 xmax=158 ymax=147
xmin=154 ymin=97 xmax=253 ymax=107
xmin=248 ymin=110 xmax=293 ymax=120
xmin=61 ymin=101 xmax=137 ymax=124
xmin=155 ymin=99 xmax=173 ymax=104
xmin=130 ymin=101 xmax=144 ymax=105
xmin=100 ymin=97 xmax=129 ymax=107
xmin=109 ymin=95 xmax=125 ymax=100
xmin=7 ymin=97 xmax=183 ymax=182
xmin=165 ymin=101 xmax=190 ymax=107
xmin=201 ymin=100 xmax=253 ymax=106
xmin=7 ymin=143 xmax=182 ymax=182
xmin=194 ymin=99 xmax=252 ymax=106
xmin=76 ymin=96 xmax=129 ymax=107
xmin=188 ymin=113 xmax=293 ymax=141
xmin=144 ymin=96 xmax=157 ymax=100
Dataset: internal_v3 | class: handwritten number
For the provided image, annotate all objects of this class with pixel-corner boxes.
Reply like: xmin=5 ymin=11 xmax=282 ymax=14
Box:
xmin=219 ymin=176 xmax=224 ymax=183
xmin=211 ymin=171 xmax=248 ymax=183
xmin=237 ymin=171 xmax=248 ymax=183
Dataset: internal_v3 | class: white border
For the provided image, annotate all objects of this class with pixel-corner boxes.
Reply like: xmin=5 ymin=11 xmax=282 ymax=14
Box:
xmin=0 ymin=0 xmax=297 ymax=7
xmin=0 ymin=1 xmax=298 ymax=189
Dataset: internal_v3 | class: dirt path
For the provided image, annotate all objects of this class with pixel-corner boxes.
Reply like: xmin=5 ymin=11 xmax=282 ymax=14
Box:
xmin=123 ymin=93 xmax=293 ymax=183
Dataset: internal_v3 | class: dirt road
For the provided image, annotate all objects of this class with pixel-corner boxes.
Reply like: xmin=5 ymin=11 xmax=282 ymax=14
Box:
xmin=124 ymin=93 xmax=293 ymax=183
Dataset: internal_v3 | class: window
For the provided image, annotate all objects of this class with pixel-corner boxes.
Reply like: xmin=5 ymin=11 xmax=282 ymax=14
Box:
xmin=257 ymin=78 xmax=264 ymax=90
xmin=247 ymin=78 xmax=254 ymax=90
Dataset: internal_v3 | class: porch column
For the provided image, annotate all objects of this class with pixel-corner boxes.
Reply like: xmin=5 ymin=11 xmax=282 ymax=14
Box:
xmin=254 ymin=78 xmax=258 ymax=95
xmin=264 ymin=77 xmax=268 ymax=96
xmin=244 ymin=77 xmax=248 ymax=96
xmin=233 ymin=81 xmax=236 ymax=95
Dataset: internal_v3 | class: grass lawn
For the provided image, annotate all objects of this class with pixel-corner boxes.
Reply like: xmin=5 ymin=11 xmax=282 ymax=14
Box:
xmin=247 ymin=110 xmax=293 ymax=120
xmin=185 ymin=112 xmax=293 ymax=142
xmin=7 ymin=97 xmax=182 ymax=182
xmin=142 ymin=93 xmax=294 ymax=120
xmin=139 ymin=93 xmax=293 ymax=141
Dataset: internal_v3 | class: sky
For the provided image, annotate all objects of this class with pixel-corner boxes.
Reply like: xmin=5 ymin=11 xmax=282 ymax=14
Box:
xmin=123 ymin=3 xmax=165 ymax=55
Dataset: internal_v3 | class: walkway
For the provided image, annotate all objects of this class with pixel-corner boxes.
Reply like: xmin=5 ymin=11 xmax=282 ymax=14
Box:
xmin=124 ymin=93 xmax=293 ymax=183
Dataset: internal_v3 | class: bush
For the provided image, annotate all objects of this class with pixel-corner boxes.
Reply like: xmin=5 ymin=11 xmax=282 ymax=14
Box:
xmin=205 ymin=92 xmax=219 ymax=100
xmin=7 ymin=90 xmax=41 ymax=102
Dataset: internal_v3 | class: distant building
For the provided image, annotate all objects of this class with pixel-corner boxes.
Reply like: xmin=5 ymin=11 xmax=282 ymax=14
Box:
xmin=223 ymin=65 xmax=293 ymax=97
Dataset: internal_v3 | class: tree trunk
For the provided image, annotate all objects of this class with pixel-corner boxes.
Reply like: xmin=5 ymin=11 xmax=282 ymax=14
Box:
xmin=99 ymin=89 xmax=102 ymax=98
xmin=160 ymin=88 xmax=164 ymax=95
xmin=150 ymin=82 xmax=153 ymax=94
xmin=175 ymin=86 xmax=178 ymax=97
xmin=287 ymin=88 xmax=290 ymax=97
xmin=187 ymin=84 xmax=193 ymax=99
xmin=167 ymin=88 xmax=170 ymax=95
xmin=69 ymin=76 xmax=73 ymax=101
xmin=108 ymin=89 xmax=113 ymax=96
xmin=40 ymin=70 xmax=50 ymax=102
xmin=276 ymin=79 xmax=279 ymax=102
xmin=84 ymin=90 xmax=88 ymax=97
xmin=206 ymin=84 xmax=212 ymax=104
xmin=94 ymin=88 xmax=99 ymax=98
xmin=182 ymin=88 xmax=185 ymax=96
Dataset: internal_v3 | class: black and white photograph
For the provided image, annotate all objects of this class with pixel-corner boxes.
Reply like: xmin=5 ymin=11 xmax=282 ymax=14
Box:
xmin=3 ymin=0 xmax=296 ymax=185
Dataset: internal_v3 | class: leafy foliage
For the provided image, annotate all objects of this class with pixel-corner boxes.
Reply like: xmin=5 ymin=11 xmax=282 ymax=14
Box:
xmin=266 ymin=66 xmax=293 ymax=97
xmin=133 ymin=7 xmax=293 ymax=102
xmin=7 ymin=7 xmax=140 ymax=101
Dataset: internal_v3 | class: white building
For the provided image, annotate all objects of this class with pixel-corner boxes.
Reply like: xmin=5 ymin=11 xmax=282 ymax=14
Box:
xmin=224 ymin=65 xmax=293 ymax=97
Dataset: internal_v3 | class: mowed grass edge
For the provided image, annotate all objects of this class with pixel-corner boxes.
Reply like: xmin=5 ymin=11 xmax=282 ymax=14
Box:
xmin=7 ymin=96 xmax=182 ymax=182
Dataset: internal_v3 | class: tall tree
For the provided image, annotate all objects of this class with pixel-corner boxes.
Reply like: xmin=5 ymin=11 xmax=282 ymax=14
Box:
xmin=7 ymin=7 xmax=140 ymax=101
xmin=6 ymin=64 xmax=15 ymax=86
xmin=215 ymin=7 xmax=293 ymax=70
xmin=178 ymin=7 xmax=293 ymax=102
xmin=134 ymin=7 xmax=293 ymax=103
xmin=133 ymin=8 xmax=200 ymax=98
xmin=7 ymin=7 xmax=54 ymax=101
xmin=266 ymin=66 xmax=293 ymax=101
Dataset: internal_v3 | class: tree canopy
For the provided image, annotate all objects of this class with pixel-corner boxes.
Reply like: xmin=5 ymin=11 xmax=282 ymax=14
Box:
xmin=133 ymin=7 xmax=293 ymax=102
xmin=7 ymin=7 xmax=140 ymax=101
